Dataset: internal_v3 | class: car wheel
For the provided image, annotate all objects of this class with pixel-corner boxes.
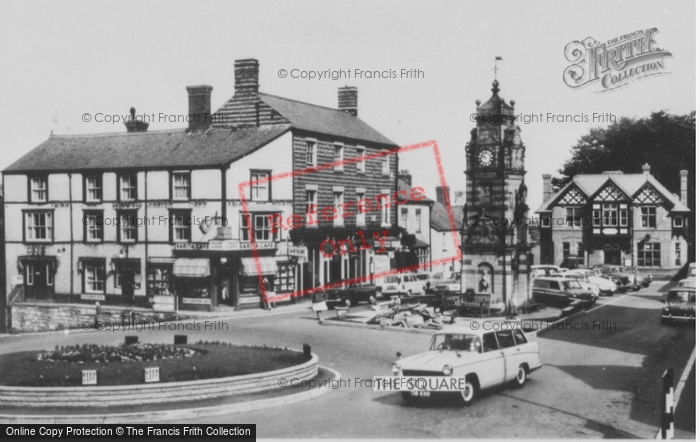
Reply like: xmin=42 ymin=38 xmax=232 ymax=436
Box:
xmin=513 ymin=364 xmax=527 ymax=388
xmin=460 ymin=376 xmax=479 ymax=406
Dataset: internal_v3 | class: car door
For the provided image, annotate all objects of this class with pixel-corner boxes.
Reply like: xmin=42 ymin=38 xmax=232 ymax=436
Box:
xmin=479 ymin=332 xmax=505 ymax=387
xmin=496 ymin=330 xmax=520 ymax=383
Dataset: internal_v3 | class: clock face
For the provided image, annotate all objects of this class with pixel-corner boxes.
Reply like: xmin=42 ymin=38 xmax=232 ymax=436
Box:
xmin=479 ymin=149 xmax=493 ymax=166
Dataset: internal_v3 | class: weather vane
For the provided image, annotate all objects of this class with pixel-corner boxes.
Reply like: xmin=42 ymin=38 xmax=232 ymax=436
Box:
xmin=494 ymin=56 xmax=503 ymax=80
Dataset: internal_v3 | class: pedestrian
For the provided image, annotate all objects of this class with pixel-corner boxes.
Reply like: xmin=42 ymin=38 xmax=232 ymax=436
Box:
xmin=311 ymin=278 xmax=328 ymax=321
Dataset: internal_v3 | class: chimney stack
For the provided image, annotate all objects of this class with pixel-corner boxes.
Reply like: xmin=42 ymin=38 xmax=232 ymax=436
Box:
xmin=398 ymin=170 xmax=412 ymax=186
xmin=436 ymin=186 xmax=450 ymax=206
xmin=642 ymin=163 xmax=651 ymax=175
xmin=186 ymin=85 xmax=213 ymax=132
xmin=680 ymin=170 xmax=688 ymax=206
xmin=542 ymin=174 xmax=552 ymax=202
xmin=124 ymin=107 xmax=149 ymax=132
xmin=338 ymin=86 xmax=358 ymax=116
xmin=234 ymin=59 xmax=259 ymax=95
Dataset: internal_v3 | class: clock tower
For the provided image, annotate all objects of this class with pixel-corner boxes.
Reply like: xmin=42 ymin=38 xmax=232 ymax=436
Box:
xmin=461 ymin=79 xmax=531 ymax=311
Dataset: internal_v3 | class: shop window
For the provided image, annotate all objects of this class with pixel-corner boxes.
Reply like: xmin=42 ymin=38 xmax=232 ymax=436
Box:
xmin=25 ymin=210 xmax=53 ymax=242
xmin=114 ymin=261 xmax=141 ymax=290
xmin=30 ymin=177 xmax=48 ymax=202
xmin=637 ymin=242 xmax=660 ymax=267
xmin=83 ymin=210 xmax=104 ymax=242
xmin=147 ymin=265 xmax=173 ymax=296
xmin=275 ymin=262 xmax=296 ymax=292
xmin=84 ymin=262 xmax=105 ymax=294
xmin=85 ymin=175 xmax=102 ymax=202
xmin=172 ymin=172 xmax=190 ymax=200
xmin=250 ymin=170 xmax=271 ymax=201
xmin=119 ymin=174 xmax=137 ymax=201
xmin=170 ymin=210 xmax=191 ymax=242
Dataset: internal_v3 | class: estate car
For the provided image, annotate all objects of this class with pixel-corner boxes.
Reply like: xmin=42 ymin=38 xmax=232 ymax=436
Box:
xmin=532 ymin=276 xmax=598 ymax=308
xmin=378 ymin=274 xmax=426 ymax=296
xmin=661 ymin=287 xmax=695 ymax=325
xmin=391 ymin=325 xmax=542 ymax=406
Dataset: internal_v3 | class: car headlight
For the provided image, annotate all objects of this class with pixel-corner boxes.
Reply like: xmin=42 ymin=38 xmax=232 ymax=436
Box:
xmin=392 ymin=363 xmax=401 ymax=375
xmin=664 ymin=307 xmax=670 ymax=312
xmin=442 ymin=364 xmax=453 ymax=376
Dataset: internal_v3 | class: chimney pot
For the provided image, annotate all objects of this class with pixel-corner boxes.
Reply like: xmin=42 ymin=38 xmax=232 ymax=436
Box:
xmin=398 ymin=170 xmax=412 ymax=186
xmin=186 ymin=85 xmax=213 ymax=132
xmin=642 ymin=163 xmax=651 ymax=175
xmin=542 ymin=174 xmax=552 ymax=202
xmin=124 ymin=107 xmax=149 ymax=133
xmin=234 ymin=59 xmax=260 ymax=95
xmin=338 ymin=86 xmax=358 ymax=116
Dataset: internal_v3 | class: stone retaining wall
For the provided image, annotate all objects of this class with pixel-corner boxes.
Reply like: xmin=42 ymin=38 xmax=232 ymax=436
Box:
xmin=0 ymin=353 xmax=318 ymax=408
xmin=10 ymin=303 xmax=181 ymax=334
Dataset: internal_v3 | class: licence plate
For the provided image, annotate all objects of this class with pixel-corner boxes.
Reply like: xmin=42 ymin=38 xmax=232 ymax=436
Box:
xmin=411 ymin=391 xmax=431 ymax=397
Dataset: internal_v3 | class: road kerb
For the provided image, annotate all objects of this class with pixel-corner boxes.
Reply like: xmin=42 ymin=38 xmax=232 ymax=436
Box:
xmin=0 ymin=366 xmax=341 ymax=424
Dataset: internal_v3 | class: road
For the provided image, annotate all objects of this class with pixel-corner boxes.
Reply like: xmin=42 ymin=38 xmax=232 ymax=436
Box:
xmin=0 ymin=282 xmax=694 ymax=438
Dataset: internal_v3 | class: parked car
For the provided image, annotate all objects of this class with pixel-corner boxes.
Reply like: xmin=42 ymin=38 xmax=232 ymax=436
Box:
xmin=678 ymin=278 xmax=696 ymax=289
xmin=531 ymin=265 xmax=566 ymax=277
xmin=625 ymin=267 xmax=653 ymax=287
xmin=434 ymin=272 xmax=461 ymax=294
xmin=591 ymin=265 xmax=640 ymax=291
xmin=414 ymin=272 xmax=452 ymax=293
xmin=661 ymin=287 xmax=696 ymax=325
xmin=532 ymin=276 xmax=597 ymax=308
xmin=325 ymin=283 xmax=380 ymax=307
xmin=559 ymin=271 xmax=601 ymax=297
xmin=565 ymin=269 xmax=618 ymax=296
xmin=391 ymin=325 xmax=542 ymax=405
xmin=378 ymin=274 xmax=426 ymax=296
xmin=688 ymin=263 xmax=696 ymax=278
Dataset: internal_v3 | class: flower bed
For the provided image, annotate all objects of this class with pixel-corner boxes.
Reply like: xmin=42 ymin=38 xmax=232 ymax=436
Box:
xmin=36 ymin=343 xmax=199 ymax=364
xmin=0 ymin=342 xmax=310 ymax=387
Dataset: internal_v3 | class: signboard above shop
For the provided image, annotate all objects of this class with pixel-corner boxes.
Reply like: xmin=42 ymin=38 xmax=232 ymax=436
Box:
xmin=175 ymin=240 xmax=276 ymax=251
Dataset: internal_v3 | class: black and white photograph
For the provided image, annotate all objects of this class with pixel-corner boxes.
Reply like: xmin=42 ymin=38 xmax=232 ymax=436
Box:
xmin=0 ymin=1 xmax=696 ymax=440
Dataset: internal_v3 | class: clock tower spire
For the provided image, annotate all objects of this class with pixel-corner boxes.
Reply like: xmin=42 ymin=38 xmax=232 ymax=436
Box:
xmin=461 ymin=79 xmax=531 ymax=313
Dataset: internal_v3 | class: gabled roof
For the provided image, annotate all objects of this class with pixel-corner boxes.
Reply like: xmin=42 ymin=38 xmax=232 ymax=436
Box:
xmin=430 ymin=202 xmax=464 ymax=232
xmin=536 ymin=173 xmax=690 ymax=213
xmin=397 ymin=179 xmax=434 ymax=204
xmin=256 ymin=93 xmax=396 ymax=146
xmin=4 ymin=125 xmax=291 ymax=173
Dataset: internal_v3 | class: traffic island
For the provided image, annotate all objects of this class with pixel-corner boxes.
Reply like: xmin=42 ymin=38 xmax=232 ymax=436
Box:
xmin=0 ymin=341 xmax=319 ymax=409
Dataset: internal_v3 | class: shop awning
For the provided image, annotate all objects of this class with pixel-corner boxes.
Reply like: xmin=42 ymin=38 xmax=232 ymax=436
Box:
xmin=173 ymin=258 xmax=210 ymax=277
xmin=240 ymin=257 xmax=278 ymax=276
xmin=412 ymin=238 xmax=430 ymax=249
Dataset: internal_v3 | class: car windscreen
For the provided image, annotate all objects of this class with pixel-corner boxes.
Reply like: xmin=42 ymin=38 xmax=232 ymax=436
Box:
xmin=430 ymin=334 xmax=481 ymax=352
xmin=668 ymin=291 xmax=695 ymax=303
xmin=384 ymin=276 xmax=400 ymax=283
xmin=563 ymin=280 xmax=582 ymax=290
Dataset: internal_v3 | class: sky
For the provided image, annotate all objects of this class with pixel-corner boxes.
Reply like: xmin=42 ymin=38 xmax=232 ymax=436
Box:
xmin=0 ymin=0 xmax=695 ymax=211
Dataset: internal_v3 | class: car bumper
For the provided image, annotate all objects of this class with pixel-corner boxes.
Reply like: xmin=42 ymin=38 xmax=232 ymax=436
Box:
xmin=662 ymin=314 xmax=695 ymax=321
xmin=529 ymin=364 xmax=543 ymax=373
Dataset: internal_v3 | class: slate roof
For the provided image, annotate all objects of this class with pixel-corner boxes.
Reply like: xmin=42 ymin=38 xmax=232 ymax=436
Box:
xmin=256 ymin=93 xmax=396 ymax=146
xmin=430 ymin=202 xmax=464 ymax=232
xmin=4 ymin=125 xmax=291 ymax=173
xmin=536 ymin=173 xmax=690 ymax=213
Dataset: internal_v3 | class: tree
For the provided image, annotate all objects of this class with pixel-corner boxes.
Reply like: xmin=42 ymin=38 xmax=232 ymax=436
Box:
xmin=554 ymin=110 xmax=696 ymax=260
